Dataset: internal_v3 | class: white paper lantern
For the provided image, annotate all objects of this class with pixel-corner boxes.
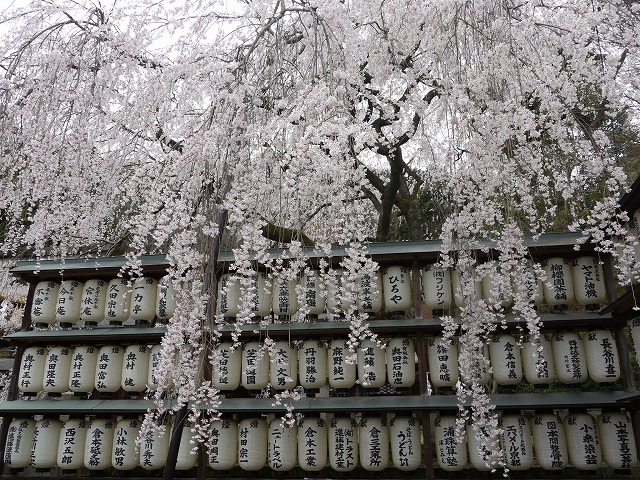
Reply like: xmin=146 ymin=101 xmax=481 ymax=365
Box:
xmin=480 ymin=261 xmax=513 ymax=308
xmin=217 ymin=274 xmax=240 ymax=320
xmin=176 ymin=420 xmax=198 ymax=470
xmin=541 ymin=257 xmax=575 ymax=308
xmin=268 ymin=420 xmax=297 ymax=471
xmin=328 ymin=416 xmax=358 ymax=471
xmin=4 ymin=418 xmax=36 ymax=468
xmin=531 ymin=413 xmax=568 ymax=470
xmin=565 ymin=413 xmax=601 ymax=470
xmin=630 ymin=318 xmax=640 ymax=366
xmin=122 ymin=344 xmax=151 ymax=393
xmin=209 ymin=418 xmax=238 ymax=470
xmin=32 ymin=419 xmax=62 ymax=469
xmin=212 ymin=342 xmax=242 ymax=391
xmin=434 ymin=416 xmax=466 ymax=471
xmin=389 ymin=415 xmax=421 ymax=471
xmin=140 ymin=424 xmax=170 ymax=470
xmin=328 ymin=339 xmax=357 ymax=389
xmin=597 ymin=412 xmax=638 ymax=469
xmin=43 ymin=346 xmax=72 ymax=394
xmin=147 ymin=344 xmax=164 ymax=391
xmin=155 ymin=280 xmax=176 ymax=322
xmin=382 ymin=266 xmax=412 ymax=315
xmin=271 ymin=275 xmax=298 ymax=320
xmin=467 ymin=422 xmax=499 ymax=471
xmin=357 ymin=338 xmax=386 ymax=389
xmin=514 ymin=260 xmax=544 ymax=306
xmin=299 ymin=339 xmax=327 ymax=390
xmin=57 ymin=418 xmax=88 ymax=470
xmin=84 ymin=419 xmax=114 ymax=470
xmin=584 ymin=329 xmax=620 ymax=382
xmin=95 ymin=345 xmax=124 ymax=393
xmin=242 ymin=342 xmax=269 ymax=389
xmin=571 ymin=257 xmax=607 ymax=310
xmin=460 ymin=343 xmax=491 ymax=386
xmin=358 ymin=416 xmax=389 ymax=472
xmin=238 ymin=418 xmax=268 ymax=471
xmin=80 ymin=279 xmax=108 ymax=325
xmin=300 ymin=270 xmax=326 ymax=319
xmin=297 ymin=416 xmax=327 ymax=471
xmin=488 ymin=334 xmax=522 ymax=385
xmin=327 ymin=268 xmax=350 ymax=316
xmin=359 ymin=271 xmax=383 ymax=314
xmin=104 ymin=278 xmax=131 ymax=325
xmin=112 ymin=419 xmax=140 ymax=470
xmin=249 ymin=272 xmax=272 ymax=319
xmin=552 ymin=332 xmax=588 ymax=384
xmin=452 ymin=268 xmax=482 ymax=307
xmin=386 ymin=337 xmax=415 ymax=388
xmin=270 ymin=340 xmax=298 ymax=390
xmin=18 ymin=346 xmax=47 ymax=395
xmin=55 ymin=280 xmax=84 ymax=327
xmin=31 ymin=281 xmax=60 ymax=327
xmin=499 ymin=415 xmax=534 ymax=470
xmin=520 ymin=333 xmax=556 ymax=385
xmin=422 ymin=264 xmax=452 ymax=315
xmin=130 ymin=277 xmax=157 ymax=324
xmin=427 ymin=336 xmax=459 ymax=388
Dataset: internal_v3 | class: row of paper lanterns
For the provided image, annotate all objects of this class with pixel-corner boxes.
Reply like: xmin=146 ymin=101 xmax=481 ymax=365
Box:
xmin=5 ymin=411 xmax=636 ymax=472
xmin=18 ymin=328 xmax=620 ymax=397
xmin=29 ymin=255 xmax=606 ymax=329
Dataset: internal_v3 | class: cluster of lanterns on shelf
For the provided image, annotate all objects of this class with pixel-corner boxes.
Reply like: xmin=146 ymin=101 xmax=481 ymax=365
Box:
xmin=28 ymin=255 xmax=607 ymax=330
xmin=17 ymin=328 xmax=621 ymax=398
xmin=4 ymin=410 xmax=637 ymax=472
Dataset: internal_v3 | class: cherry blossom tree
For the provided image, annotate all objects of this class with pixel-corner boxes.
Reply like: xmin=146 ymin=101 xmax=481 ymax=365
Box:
xmin=1 ymin=0 xmax=640 ymax=470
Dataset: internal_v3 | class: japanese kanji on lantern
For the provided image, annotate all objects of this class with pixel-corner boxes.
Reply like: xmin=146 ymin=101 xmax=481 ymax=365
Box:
xmin=249 ymin=271 xmax=272 ymax=320
xmin=328 ymin=415 xmax=358 ymax=472
xmin=209 ymin=418 xmax=238 ymax=470
xmin=297 ymin=415 xmax=328 ymax=472
xmin=551 ymin=332 xmax=588 ymax=384
xmin=155 ymin=279 xmax=176 ymax=323
xmin=32 ymin=418 xmax=62 ymax=469
xmin=358 ymin=271 xmax=383 ymax=315
xmin=80 ymin=279 xmax=108 ymax=326
xmin=270 ymin=340 xmax=298 ymax=390
xmin=140 ymin=423 xmax=170 ymax=470
xmin=480 ymin=261 xmax=513 ymax=309
xmin=451 ymin=268 xmax=482 ymax=307
xmin=211 ymin=342 xmax=242 ymax=391
xmin=130 ymin=276 xmax=157 ymax=324
xmin=541 ymin=257 xmax=575 ymax=310
xmin=84 ymin=418 xmax=114 ymax=470
xmin=571 ymin=257 xmax=606 ymax=310
xmin=596 ymin=412 xmax=638 ymax=469
xmin=514 ymin=260 xmax=544 ymax=306
xmin=18 ymin=346 xmax=47 ymax=395
xmin=94 ymin=345 xmax=124 ymax=393
xmin=460 ymin=343 xmax=490 ymax=386
xmin=467 ymin=422 xmax=499 ymax=471
xmin=238 ymin=418 xmax=268 ymax=471
xmin=55 ymin=279 xmax=84 ymax=327
xmin=176 ymin=419 xmax=198 ymax=470
xmin=520 ymin=333 xmax=556 ymax=385
xmin=382 ymin=266 xmax=411 ymax=316
xmin=434 ymin=415 xmax=467 ymax=471
xmin=241 ymin=341 xmax=269 ymax=390
xmin=271 ymin=274 xmax=298 ymax=321
xmin=57 ymin=418 xmax=88 ymax=470
xmin=327 ymin=338 xmax=357 ymax=389
xmin=300 ymin=269 xmax=326 ymax=320
xmin=531 ymin=413 xmax=568 ymax=470
xmin=217 ymin=273 xmax=240 ymax=321
xmin=112 ymin=418 xmax=140 ymax=470
xmin=385 ymin=337 xmax=415 ymax=388
xmin=4 ymin=418 xmax=35 ymax=469
xmin=121 ymin=344 xmax=151 ymax=394
xmin=43 ymin=346 xmax=72 ymax=395
xmin=268 ymin=419 xmax=297 ymax=471
xmin=583 ymin=329 xmax=620 ymax=383
xmin=422 ymin=264 xmax=452 ymax=316
xmin=104 ymin=278 xmax=131 ymax=325
xmin=498 ymin=414 xmax=534 ymax=470
xmin=488 ymin=334 xmax=522 ymax=386
xmin=564 ymin=413 xmax=602 ymax=470
xmin=357 ymin=338 xmax=386 ymax=389
xmin=327 ymin=268 xmax=350 ymax=317
xmin=31 ymin=280 xmax=60 ymax=327
xmin=359 ymin=416 xmax=389 ymax=472
xmin=389 ymin=415 xmax=421 ymax=471
xmin=147 ymin=344 xmax=170 ymax=391
xmin=298 ymin=339 xmax=328 ymax=390
xmin=426 ymin=336 xmax=459 ymax=388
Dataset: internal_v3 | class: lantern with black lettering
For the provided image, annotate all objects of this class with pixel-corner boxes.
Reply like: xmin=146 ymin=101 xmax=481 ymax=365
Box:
xmin=130 ymin=277 xmax=157 ymax=324
xmin=104 ymin=278 xmax=131 ymax=325
xmin=270 ymin=340 xmax=298 ymax=390
xmin=359 ymin=271 xmax=383 ymax=315
xmin=217 ymin=274 xmax=240 ymax=321
xmin=499 ymin=415 xmax=534 ymax=470
xmin=268 ymin=419 xmax=297 ymax=471
xmin=298 ymin=416 xmax=327 ymax=471
xmin=359 ymin=416 xmax=389 ymax=472
xmin=271 ymin=275 xmax=298 ymax=321
xmin=327 ymin=268 xmax=350 ymax=317
xmin=300 ymin=270 xmax=325 ymax=320
xmin=212 ymin=342 xmax=242 ymax=391
xmin=249 ymin=272 xmax=272 ymax=320
xmin=584 ymin=329 xmax=620 ymax=383
xmin=531 ymin=413 xmax=568 ymax=470
xmin=452 ymin=268 xmax=481 ymax=307
xmin=541 ymin=257 xmax=575 ymax=310
xmin=155 ymin=280 xmax=176 ymax=323
xmin=488 ymin=334 xmax=522 ymax=385
xmin=32 ymin=418 xmax=63 ymax=469
xmin=571 ymin=257 xmax=606 ymax=310
xmin=328 ymin=339 xmax=356 ymax=389
xmin=357 ymin=338 xmax=386 ymax=389
xmin=434 ymin=415 xmax=466 ymax=471
xmin=328 ymin=415 xmax=358 ymax=471
xmin=95 ymin=345 xmax=124 ymax=393
xmin=43 ymin=346 xmax=72 ymax=395
xmin=565 ymin=413 xmax=602 ymax=470
xmin=122 ymin=344 xmax=151 ymax=394
xmin=552 ymin=332 xmax=588 ymax=384
xmin=140 ymin=423 xmax=170 ymax=470
xmin=31 ymin=281 xmax=60 ymax=328
xmin=238 ymin=418 xmax=268 ymax=471
xmin=422 ymin=264 xmax=452 ymax=316
xmin=386 ymin=337 xmax=415 ymax=388
xmin=467 ymin=422 xmax=499 ymax=471
xmin=520 ymin=333 xmax=556 ymax=385
xmin=4 ymin=418 xmax=35 ymax=469
xmin=596 ymin=412 xmax=638 ymax=469
xmin=112 ymin=418 xmax=140 ymax=470
xmin=389 ymin=415 xmax=421 ymax=471
xmin=177 ymin=420 xmax=198 ymax=470
xmin=209 ymin=418 xmax=238 ymax=470
xmin=57 ymin=418 xmax=88 ymax=470
xmin=18 ymin=346 xmax=47 ymax=395
xmin=80 ymin=279 xmax=107 ymax=326
xmin=84 ymin=419 xmax=114 ymax=470
xmin=241 ymin=341 xmax=269 ymax=390
xmin=382 ymin=266 xmax=411 ymax=316
xmin=481 ymin=261 xmax=512 ymax=309
xmin=55 ymin=280 xmax=84 ymax=327
xmin=514 ymin=260 xmax=544 ymax=306
xmin=299 ymin=339 xmax=327 ymax=390
xmin=427 ymin=336 xmax=459 ymax=388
